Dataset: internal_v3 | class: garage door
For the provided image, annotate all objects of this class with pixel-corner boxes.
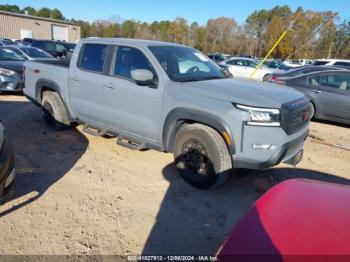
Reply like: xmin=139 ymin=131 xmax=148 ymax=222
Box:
xmin=52 ymin=25 xmax=68 ymax=41
xmin=20 ymin=29 xmax=33 ymax=40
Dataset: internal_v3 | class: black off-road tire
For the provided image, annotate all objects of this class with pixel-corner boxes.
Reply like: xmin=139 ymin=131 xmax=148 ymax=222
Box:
xmin=41 ymin=91 xmax=70 ymax=131
xmin=173 ymin=123 xmax=233 ymax=189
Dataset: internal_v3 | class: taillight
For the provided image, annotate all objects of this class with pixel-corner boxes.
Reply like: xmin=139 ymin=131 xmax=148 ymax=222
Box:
xmin=33 ymin=69 xmax=40 ymax=74
xmin=274 ymin=79 xmax=286 ymax=85
xmin=271 ymin=76 xmax=278 ymax=81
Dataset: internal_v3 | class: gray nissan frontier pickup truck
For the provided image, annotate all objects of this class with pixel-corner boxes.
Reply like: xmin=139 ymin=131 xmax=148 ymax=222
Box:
xmin=24 ymin=38 xmax=311 ymax=189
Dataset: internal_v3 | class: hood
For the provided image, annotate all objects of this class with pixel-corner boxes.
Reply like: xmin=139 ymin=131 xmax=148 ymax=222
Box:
xmin=0 ymin=60 xmax=24 ymax=73
xmin=182 ymin=78 xmax=305 ymax=108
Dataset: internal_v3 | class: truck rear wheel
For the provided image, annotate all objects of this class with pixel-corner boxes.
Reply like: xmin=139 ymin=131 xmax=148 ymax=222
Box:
xmin=173 ymin=123 xmax=232 ymax=189
xmin=41 ymin=91 xmax=70 ymax=130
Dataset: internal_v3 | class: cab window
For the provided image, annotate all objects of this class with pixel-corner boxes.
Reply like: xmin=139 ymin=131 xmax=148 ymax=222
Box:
xmin=113 ymin=46 xmax=155 ymax=81
xmin=79 ymin=44 xmax=108 ymax=73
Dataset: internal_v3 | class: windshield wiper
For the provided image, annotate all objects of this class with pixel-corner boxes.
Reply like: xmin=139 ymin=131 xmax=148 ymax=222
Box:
xmin=177 ymin=76 xmax=223 ymax=82
xmin=200 ymin=76 xmax=224 ymax=81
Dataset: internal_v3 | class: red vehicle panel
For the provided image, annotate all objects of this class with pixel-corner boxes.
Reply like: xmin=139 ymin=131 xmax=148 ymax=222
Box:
xmin=218 ymin=179 xmax=350 ymax=261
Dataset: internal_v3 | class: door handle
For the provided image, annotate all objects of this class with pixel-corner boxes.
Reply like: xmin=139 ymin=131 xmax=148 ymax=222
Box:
xmin=104 ymin=83 xmax=116 ymax=89
xmin=71 ymin=76 xmax=80 ymax=82
xmin=312 ymin=90 xmax=322 ymax=94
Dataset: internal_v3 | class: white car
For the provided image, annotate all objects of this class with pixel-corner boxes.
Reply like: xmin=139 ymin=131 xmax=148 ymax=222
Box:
xmin=313 ymin=59 xmax=350 ymax=69
xmin=225 ymin=57 xmax=273 ymax=81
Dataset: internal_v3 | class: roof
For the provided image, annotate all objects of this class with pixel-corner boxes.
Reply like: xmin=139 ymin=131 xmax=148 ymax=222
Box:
xmin=229 ymin=57 xmax=256 ymax=62
xmin=218 ymin=179 xmax=350 ymax=257
xmin=82 ymin=37 xmax=189 ymax=47
xmin=315 ymin=58 xmax=350 ymax=62
xmin=0 ymin=10 xmax=78 ymax=26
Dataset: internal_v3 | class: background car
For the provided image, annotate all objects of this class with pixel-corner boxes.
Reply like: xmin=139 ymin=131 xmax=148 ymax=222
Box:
xmin=0 ymin=47 xmax=25 ymax=93
xmin=270 ymin=65 xmax=346 ymax=84
xmin=0 ymin=38 xmax=18 ymax=46
xmin=207 ymin=53 xmax=228 ymax=64
xmin=225 ymin=57 xmax=273 ymax=81
xmin=281 ymin=70 xmax=350 ymax=124
xmin=30 ymin=39 xmax=76 ymax=59
xmin=4 ymin=46 xmax=56 ymax=61
xmin=22 ymin=38 xmax=34 ymax=46
xmin=262 ymin=59 xmax=281 ymax=69
xmin=313 ymin=59 xmax=350 ymax=69
xmin=217 ymin=179 xmax=350 ymax=259
xmin=0 ymin=121 xmax=15 ymax=205
xmin=218 ymin=64 xmax=233 ymax=78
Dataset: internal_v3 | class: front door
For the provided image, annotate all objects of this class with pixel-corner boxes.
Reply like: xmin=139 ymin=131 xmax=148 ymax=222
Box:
xmin=101 ymin=45 xmax=164 ymax=143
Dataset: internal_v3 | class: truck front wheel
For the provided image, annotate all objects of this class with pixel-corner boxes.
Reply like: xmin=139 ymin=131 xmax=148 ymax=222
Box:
xmin=41 ymin=91 xmax=70 ymax=130
xmin=173 ymin=123 xmax=232 ymax=189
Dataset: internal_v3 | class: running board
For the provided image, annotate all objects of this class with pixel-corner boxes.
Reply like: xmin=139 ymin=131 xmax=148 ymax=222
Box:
xmin=117 ymin=136 xmax=146 ymax=151
xmin=82 ymin=124 xmax=107 ymax=137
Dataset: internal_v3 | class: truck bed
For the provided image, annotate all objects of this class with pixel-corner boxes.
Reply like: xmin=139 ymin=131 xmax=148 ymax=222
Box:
xmin=24 ymin=59 xmax=70 ymax=104
xmin=34 ymin=59 xmax=71 ymax=68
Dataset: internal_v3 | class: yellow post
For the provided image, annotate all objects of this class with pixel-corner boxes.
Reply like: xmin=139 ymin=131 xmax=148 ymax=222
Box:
xmin=249 ymin=30 xmax=287 ymax=79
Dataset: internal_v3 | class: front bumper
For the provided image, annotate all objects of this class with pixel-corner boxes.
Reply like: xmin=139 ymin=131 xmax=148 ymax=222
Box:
xmin=0 ymin=74 xmax=24 ymax=92
xmin=233 ymin=126 xmax=309 ymax=170
xmin=0 ymin=134 xmax=15 ymax=205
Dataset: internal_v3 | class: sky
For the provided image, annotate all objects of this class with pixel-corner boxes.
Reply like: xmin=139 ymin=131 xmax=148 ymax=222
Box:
xmin=1 ymin=0 xmax=349 ymax=24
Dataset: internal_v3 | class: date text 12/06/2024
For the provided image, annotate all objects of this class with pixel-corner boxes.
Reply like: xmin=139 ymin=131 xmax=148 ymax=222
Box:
xmin=127 ymin=256 xmax=218 ymax=261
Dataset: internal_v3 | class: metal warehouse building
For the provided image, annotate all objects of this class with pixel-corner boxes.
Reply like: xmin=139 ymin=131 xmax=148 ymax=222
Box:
xmin=0 ymin=10 xmax=81 ymax=42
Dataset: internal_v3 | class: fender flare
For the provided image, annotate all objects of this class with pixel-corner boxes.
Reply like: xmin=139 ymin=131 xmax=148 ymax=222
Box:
xmin=162 ymin=108 xmax=235 ymax=154
xmin=35 ymin=78 xmax=74 ymax=120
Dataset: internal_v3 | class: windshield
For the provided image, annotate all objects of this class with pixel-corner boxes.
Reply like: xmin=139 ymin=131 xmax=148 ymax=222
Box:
xmin=20 ymin=47 xmax=53 ymax=58
xmin=149 ymin=46 xmax=224 ymax=82
xmin=0 ymin=48 xmax=24 ymax=61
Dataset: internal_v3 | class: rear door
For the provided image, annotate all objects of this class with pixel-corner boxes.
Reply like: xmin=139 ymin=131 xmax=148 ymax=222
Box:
xmin=308 ymin=73 xmax=350 ymax=120
xmin=69 ymin=43 xmax=111 ymax=124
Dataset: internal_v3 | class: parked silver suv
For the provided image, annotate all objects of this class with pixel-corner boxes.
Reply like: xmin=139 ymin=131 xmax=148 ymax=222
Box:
xmin=24 ymin=38 xmax=311 ymax=189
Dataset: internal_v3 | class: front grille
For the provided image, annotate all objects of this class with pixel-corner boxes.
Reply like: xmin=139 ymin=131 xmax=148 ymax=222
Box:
xmin=281 ymin=96 xmax=311 ymax=135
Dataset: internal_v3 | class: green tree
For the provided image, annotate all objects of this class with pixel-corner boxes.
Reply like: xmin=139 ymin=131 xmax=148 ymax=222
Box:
xmin=169 ymin=17 xmax=189 ymax=44
xmin=37 ymin=7 xmax=51 ymax=18
xmin=121 ymin=20 xmax=137 ymax=38
xmin=334 ymin=20 xmax=350 ymax=58
xmin=0 ymin=4 xmax=22 ymax=13
xmin=23 ymin=6 xmax=37 ymax=16
xmin=103 ymin=23 xmax=121 ymax=37
xmin=51 ymin=8 xmax=64 ymax=20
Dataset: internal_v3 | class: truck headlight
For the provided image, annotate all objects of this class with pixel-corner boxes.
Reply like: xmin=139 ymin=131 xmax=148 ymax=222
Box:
xmin=0 ymin=68 xmax=17 ymax=77
xmin=236 ymin=104 xmax=280 ymax=126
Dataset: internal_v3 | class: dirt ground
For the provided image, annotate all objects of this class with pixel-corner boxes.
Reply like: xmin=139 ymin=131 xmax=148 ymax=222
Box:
xmin=0 ymin=94 xmax=349 ymax=256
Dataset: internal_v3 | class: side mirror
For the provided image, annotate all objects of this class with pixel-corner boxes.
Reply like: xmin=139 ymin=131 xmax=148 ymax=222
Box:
xmin=131 ymin=69 xmax=156 ymax=87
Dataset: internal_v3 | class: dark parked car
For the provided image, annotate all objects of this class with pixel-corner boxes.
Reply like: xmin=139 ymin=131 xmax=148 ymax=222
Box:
xmin=0 ymin=38 xmax=18 ymax=46
xmin=262 ymin=59 xmax=281 ymax=69
xmin=0 ymin=47 xmax=25 ymax=93
xmin=281 ymin=70 xmax=350 ymax=124
xmin=217 ymin=179 xmax=350 ymax=259
xmin=30 ymin=40 xmax=76 ymax=59
xmin=207 ymin=53 xmax=228 ymax=63
xmin=4 ymin=46 xmax=56 ymax=61
xmin=270 ymin=65 xmax=345 ymax=84
xmin=0 ymin=122 xmax=15 ymax=205
xmin=22 ymin=38 xmax=33 ymax=45
xmin=218 ymin=64 xmax=233 ymax=78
